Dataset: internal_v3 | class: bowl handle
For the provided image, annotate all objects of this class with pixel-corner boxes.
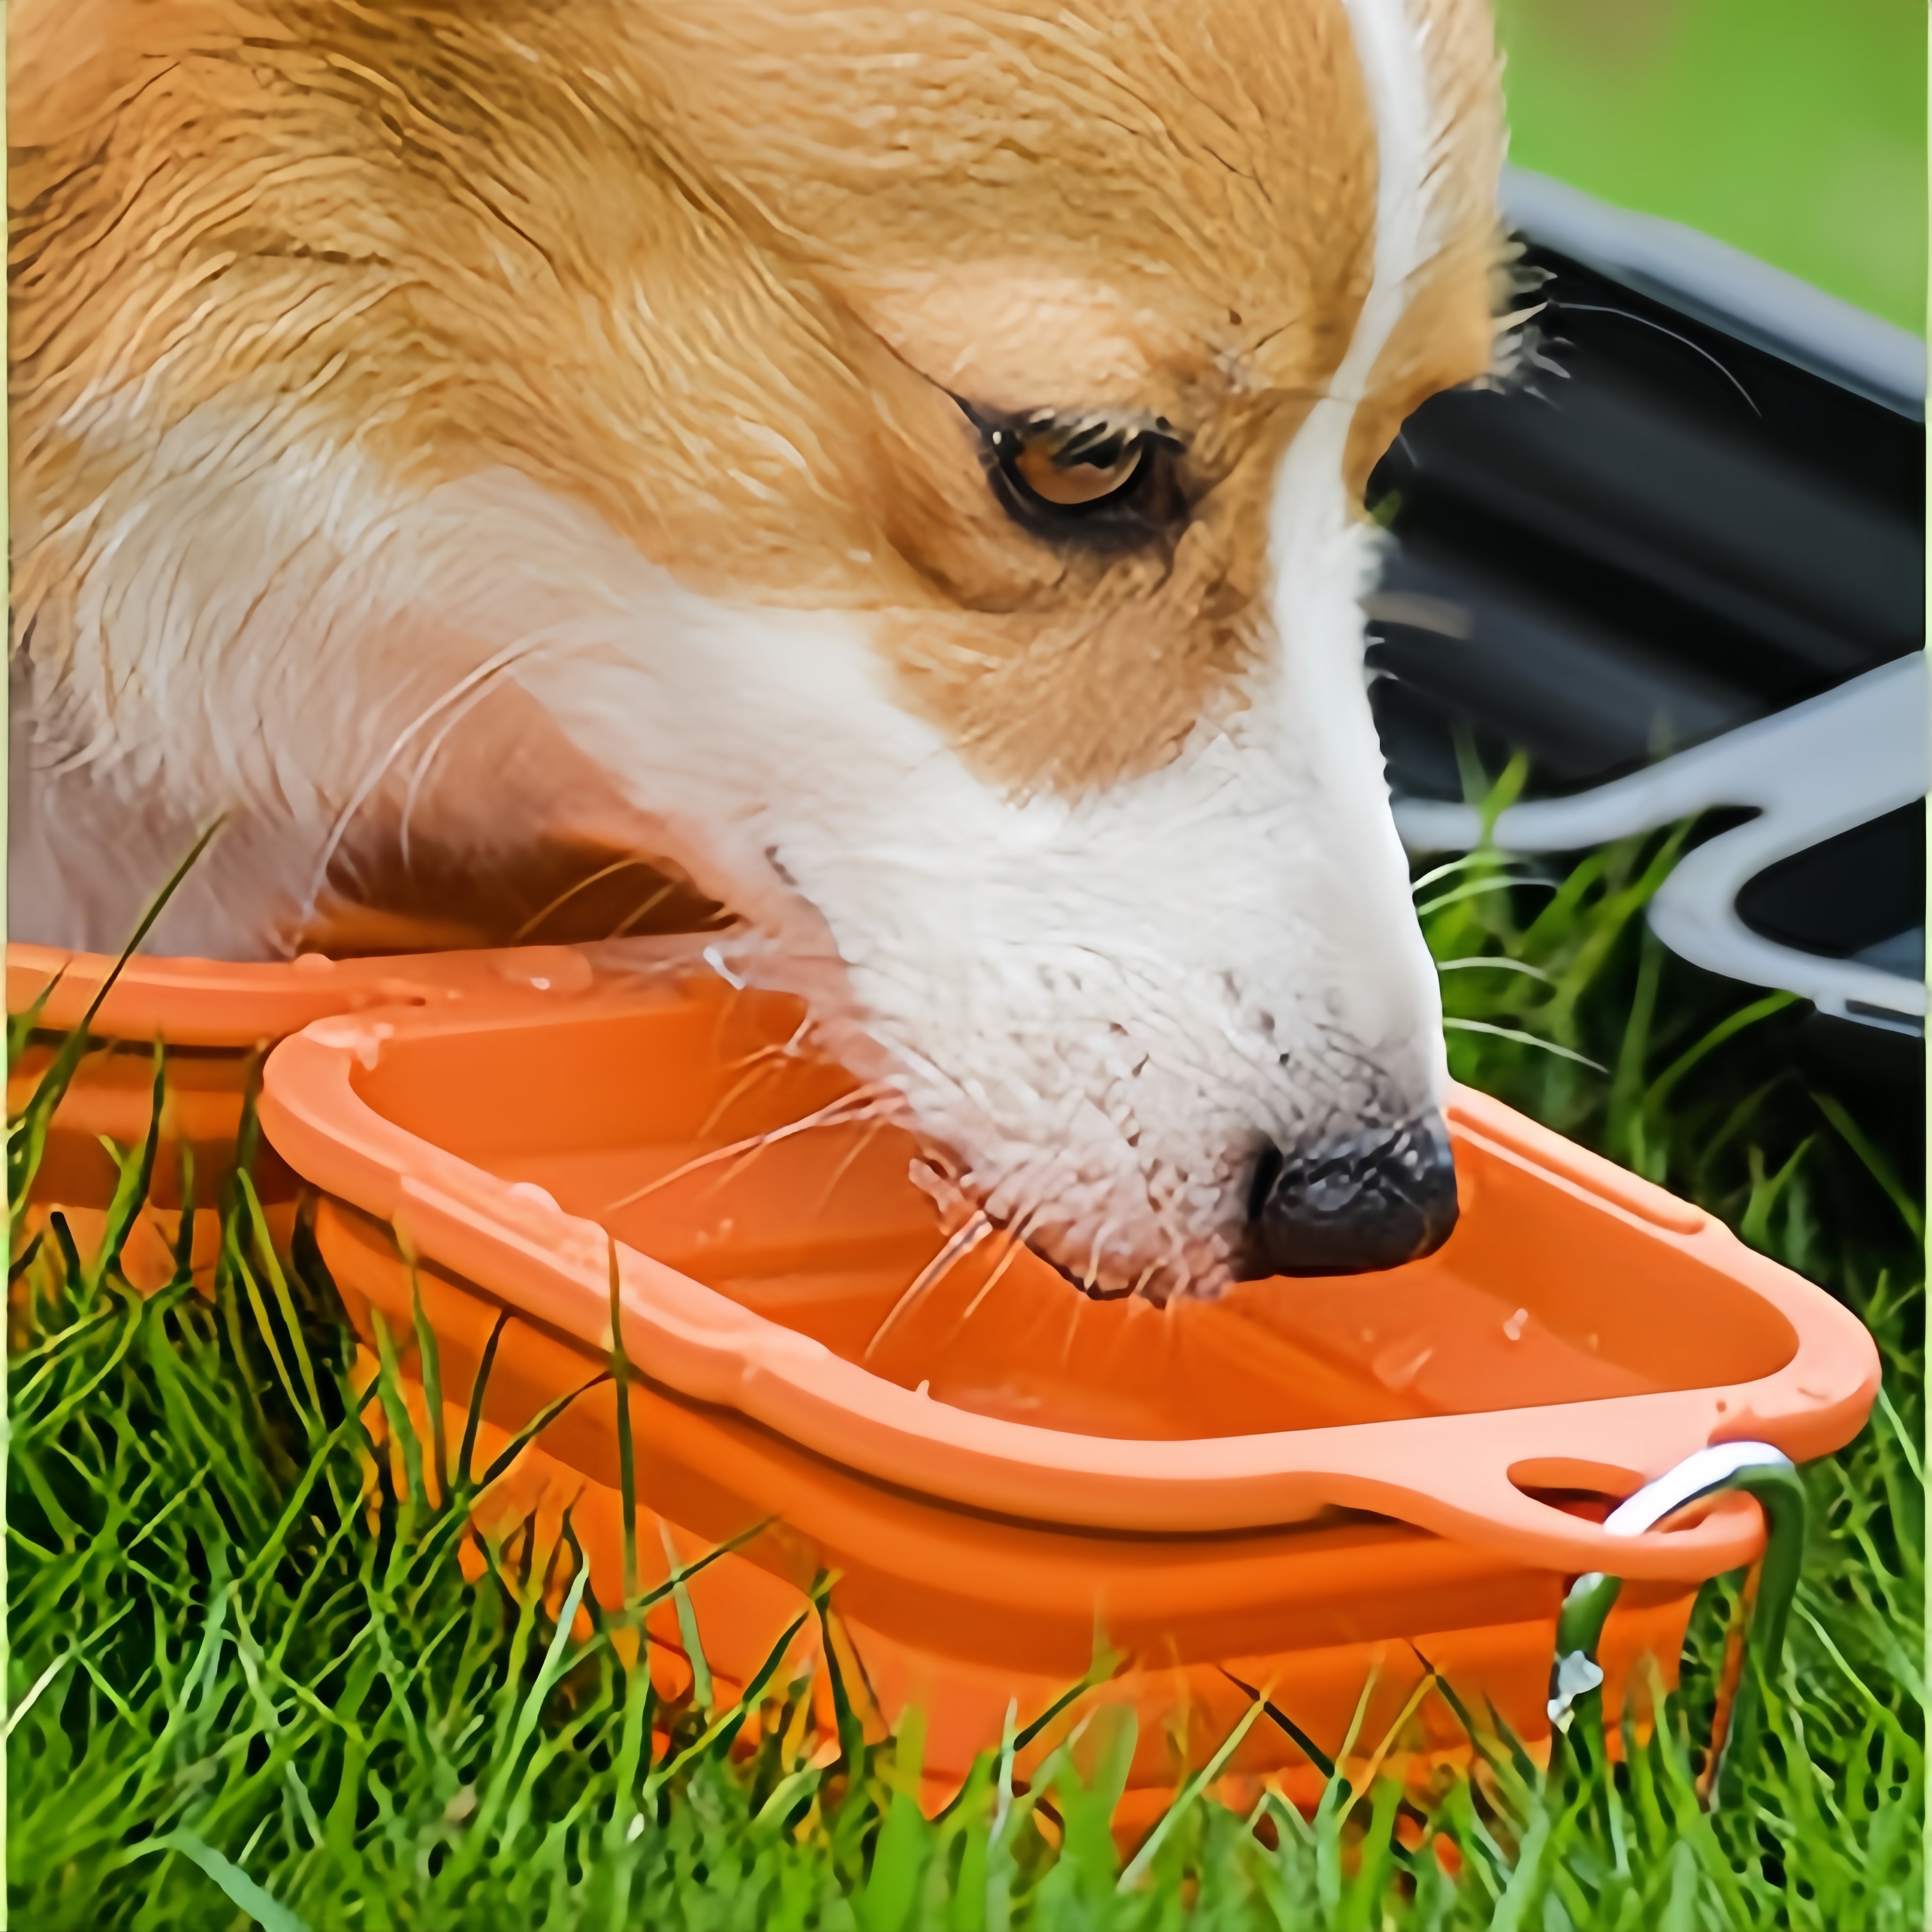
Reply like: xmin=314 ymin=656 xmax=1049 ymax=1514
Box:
xmin=1391 ymin=1435 xmax=1773 ymax=1581
xmin=1594 ymin=1440 xmax=1796 ymax=1542
xmin=1546 ymin=1443 xmax=1802 ymax=1805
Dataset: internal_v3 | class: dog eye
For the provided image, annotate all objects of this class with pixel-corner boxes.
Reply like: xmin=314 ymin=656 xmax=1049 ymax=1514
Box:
xmin=1009 ymin=422 xmax=1146 ymax=507
xmin=957 ymin=401 xmax=1184 ymax=546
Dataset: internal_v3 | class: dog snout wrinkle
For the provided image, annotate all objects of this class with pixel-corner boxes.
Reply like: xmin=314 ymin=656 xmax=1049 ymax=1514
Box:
xmin=1249 ymin=1113 xmax=1459 ymax=1277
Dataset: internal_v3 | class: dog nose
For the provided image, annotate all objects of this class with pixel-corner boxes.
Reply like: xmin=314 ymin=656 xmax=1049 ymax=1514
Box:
xmin=1247 ymin=1113 xmax=1459 ymax=1276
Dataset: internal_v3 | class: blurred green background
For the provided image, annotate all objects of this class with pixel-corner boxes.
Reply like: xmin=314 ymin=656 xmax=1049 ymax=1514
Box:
xmin=1494 ymin=0 xmax=1926 ymax=333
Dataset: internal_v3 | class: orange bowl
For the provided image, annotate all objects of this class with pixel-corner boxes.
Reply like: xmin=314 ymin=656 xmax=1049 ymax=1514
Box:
xmin=9 ymin=940 xmax=1881 ymax=1803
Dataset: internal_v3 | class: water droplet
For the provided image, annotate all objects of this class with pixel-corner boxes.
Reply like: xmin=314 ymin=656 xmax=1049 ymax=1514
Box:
xmin=1372 ymin=1338 xmax=1436 ymax=1392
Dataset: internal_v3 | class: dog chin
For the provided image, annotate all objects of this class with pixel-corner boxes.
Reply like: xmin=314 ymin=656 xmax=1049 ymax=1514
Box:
xmin=936 ymin=1136 xmax=1242 ymax=1306
xmin=692 ymin=921 xmax=1243 ymax=1304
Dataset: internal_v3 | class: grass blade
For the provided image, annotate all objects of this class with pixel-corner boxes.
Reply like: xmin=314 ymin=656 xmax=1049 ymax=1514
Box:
xmin=1117 ymin=1689 xmax=1269 ymax=1891
xmin=139 ymin=1831 xmax=311 ymax=1932
xmin=9 ymin=818 xmax=224 ymax=1210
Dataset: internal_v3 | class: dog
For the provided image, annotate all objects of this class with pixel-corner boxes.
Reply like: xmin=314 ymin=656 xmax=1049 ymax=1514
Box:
xmin=11 ymin=0 xmax=1509 ymax=1301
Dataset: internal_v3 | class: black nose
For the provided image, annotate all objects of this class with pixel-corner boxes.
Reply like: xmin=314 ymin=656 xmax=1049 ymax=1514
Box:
xmin=1248 ymin=1113 xmax=1460 ymax=1277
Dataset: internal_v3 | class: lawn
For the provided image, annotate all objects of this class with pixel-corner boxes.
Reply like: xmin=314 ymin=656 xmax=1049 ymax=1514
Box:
xmin=1493 ymin=0 xmax=1926 ymax=332
xmin=7 ymin=818 xmax=1922 ymax=1929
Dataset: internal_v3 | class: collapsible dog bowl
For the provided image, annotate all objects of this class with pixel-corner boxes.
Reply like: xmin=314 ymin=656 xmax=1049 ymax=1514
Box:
xmin=12 ymin=939 xmax=1875 ymax=1806
xmin=5 ymin=943 xmax=591 ymax=1278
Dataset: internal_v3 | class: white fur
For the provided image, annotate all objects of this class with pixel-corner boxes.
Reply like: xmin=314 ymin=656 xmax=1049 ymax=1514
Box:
xmin=1257 ymin=0 xmax=1457 ymax=1107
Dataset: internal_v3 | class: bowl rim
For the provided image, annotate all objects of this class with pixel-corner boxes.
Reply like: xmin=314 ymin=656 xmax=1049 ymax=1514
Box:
xmin=11 ymin=941 xmax=1879 ymax=1579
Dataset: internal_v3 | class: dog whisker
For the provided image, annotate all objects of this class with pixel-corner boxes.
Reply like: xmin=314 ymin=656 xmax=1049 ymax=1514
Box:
xmin=693 ymin=1051 xmax=813 ymax=1144
xmin=694 ymin=1029 xmax=884 ymax=1141
xmin=807 ymin=1117 xmax=891 ymax=1224
xmin=703 ymin=1093 xmax=905 ymax=1202
xmin=608 ymin=878 xmax=679 ymax=939
xmin=397 ymin=701 xmax=473 ymax=877
xmin=1547 ymin=300 xmax=1762 ymax=416
xmin=304 ymin=629 xmax=567 ymax=925
xmin=948 ymin=1196 xmax=1053 ymax=1336
xmin=601 ymin=1084 xmax=901 ymax=1212
xmin=511 ymin=855 xmax=663 ymax=944
xmin=862 ymin=1211 xmax=995 ymax=1363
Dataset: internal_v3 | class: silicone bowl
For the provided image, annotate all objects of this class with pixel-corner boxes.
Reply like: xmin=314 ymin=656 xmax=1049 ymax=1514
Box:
xmin=9 ymin=941 xmax=1882 ymax=1805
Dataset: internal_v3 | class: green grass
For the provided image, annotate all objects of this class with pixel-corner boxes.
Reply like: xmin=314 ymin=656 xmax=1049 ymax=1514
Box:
xmin=7 ymin=823 xmax=1923 ymax=1929
xmin=1494 ymin=0 xmax=1926 ymax=331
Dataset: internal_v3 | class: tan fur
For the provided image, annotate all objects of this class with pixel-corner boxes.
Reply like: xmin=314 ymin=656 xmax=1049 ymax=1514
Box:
xmin=12 ymin=0 xmax=1503 ymax=855
xmin=1342 ymin=0 xmax=1509 ymax=497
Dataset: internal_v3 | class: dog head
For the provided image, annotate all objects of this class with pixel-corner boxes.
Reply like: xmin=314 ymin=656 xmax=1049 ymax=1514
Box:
xmin=14 ymin=0 xmax=1507 ymax=1297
